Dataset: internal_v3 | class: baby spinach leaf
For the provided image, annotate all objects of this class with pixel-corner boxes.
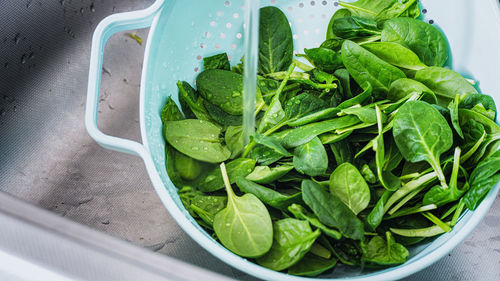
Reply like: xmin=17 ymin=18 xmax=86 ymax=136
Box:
xmin=414 ymin=67 xmax=478 ymax=100
xmin=161 ymin=97 xmax=184 ymax=124
xmin=177 ymin=81 xmax=212 ymax=121
xmin=332 ymin=16 xmax=381 ymax=39
xmin=245 ymin=165 xmax=294 ymax=184
xmin=288 ymin=107 xmax=341 ymax=127
xmin=302 ymin=180 xmax=365 ymax=240
xmin=293 ymin=137 xmax=328 ymax=177
xmin=463 ymin=150 xmax=500 ymax=210
xmin=388 ymin=78 xmax=435 ymax=103
xmin=361 ymin=164 xmax=377 ymax=184
xmin=381 ymin=18 xmax=449 ymax=67
xmin=374 ymin=105 xmax=401 ymax=191
xmin=327 ymin=9 xmax=352 ymax=39
xmin=203 ymin=53 xmax=230 ymax=71
xmin=282 ymin=115 xmax=361 ymax=148
xmin=448 ymin=95 xmax=464 ymax=139
xmin=256 ymin=218 xmax=320 ymax=271
xmin=288 ymin=204 xmax=342 ymax=240
xmin=258 ymin=6 xmax=294 ymax=74
xmin=164 ymin=119 xmax=231 ymax=163
xmin=288 ymin=253 xmax=337 ymax=277
xmin=257 ymin=93 xmax=285 ymax=133
xmin=197 ymin=69 xmax=248 ymax=115
xmin=340 ymin=106 xmax=381 ymax=124
xmin=393 ymin=101 xmax=453 ymax=188
xmin=190 ymin=194 xmax=227 ymax=227
xmin=285 ymin=93 xmax=328 ymax=121
xmin=367 ymin=190 xmax=392 ymax=231
xmin=252 ymin=134 xmax=291 ymax=157
xmin=236 ymin=178 xmax=302 ymax=210
xmin=303 ymin=47 xmax=343 ymax=72
xmin=362 ymin=42 xmax=427 ymax=70
xmin=337 ymin=81 xmax=373 ymax=109
xmin=423 ymin=148 xmax=465 ymax=206
xmin=213 ymin=163 xmax=273 ymax=258
xmin=162 ymin=98 xmax=190 ymax=187
xmin=174 ymin=152 xmax=202 ymax=181
xmin=321 ymin=38 xmax=344 ymax=52
xmin=334 ymin=68 xmax=354 ymax=98
xmin=459 ymin=93 xmax=497 ymax=120
xmin=341 ymin=40 xmax=406 ymax=97
xmin=197 ymin=158 xmax=256 ymax=192
xmin=330 ymin=140 xmax=354 ymax=166
xmin=329 ymin=163 xmax=371 ymax=215
xmin=339 ymin=0 xmax=418 ymax=22
xmin=249 ymin=145 xmax=287 ymax=166
xmin=362 ymin=232 xmax=409 ymax=266
xmin=319 ymin=131 xmax=352 ymax=145
xmin=204 ymin=100 xmax=243 ymax=126
xmin=225 ymin=125 xmax=244 ymax=159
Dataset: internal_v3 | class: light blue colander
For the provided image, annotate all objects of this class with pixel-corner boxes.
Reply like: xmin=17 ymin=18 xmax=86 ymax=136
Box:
xmin=86 ymin=1 xmax=500 ymax=280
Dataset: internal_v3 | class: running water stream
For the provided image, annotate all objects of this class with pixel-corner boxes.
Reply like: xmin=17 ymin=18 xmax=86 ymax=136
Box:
xmin=242 ymin=0 xmax=260 ymax=145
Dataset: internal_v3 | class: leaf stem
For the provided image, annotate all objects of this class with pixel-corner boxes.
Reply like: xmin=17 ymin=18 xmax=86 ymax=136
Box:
xmin=220 ymin=163 xmax=235 ymax=201
xmin=422 ymin=212 xmax=451 ymax=232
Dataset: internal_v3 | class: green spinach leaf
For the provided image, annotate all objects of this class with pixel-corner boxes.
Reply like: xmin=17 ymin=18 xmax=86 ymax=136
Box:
xmin=259 ymin=7 xmax=294 ymax=74
xmin=341 ymin=40 xmax=406 ymax=97
xmin=213 ymin=163 xmax=273 ymax=258
xmin=256 ymin=218 xmax=320 ymax=271
xmin=302 ymin=180 xmax=365 ymax=240
xmin=164 ymin=119 xmax=231 ymax=163
xmin=362 ymin=232 xmax=409 ymax=266
xmin=414 ymin=67 xmax=478 ymax=100
xmin=293 ymin=137 xmax=328 ymax=177
xmin=393 ymin=101 xmax=453 ymax=188
xmin=203 ymin=53 xmax=230 ymax=71
xmin=362 ymin=42 xmax=427 ymax=70
xmin=381 ymin=18 xmax=448 ymax=67
xmin=236 ymin=177 xmax=302 ymax=210
xmin=329 ymin=163 xmax=370 ymax=215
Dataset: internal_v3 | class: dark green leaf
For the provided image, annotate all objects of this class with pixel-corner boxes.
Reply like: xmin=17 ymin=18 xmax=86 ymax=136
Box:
xmin=302 ymin=180 xmax=365 ymax=240
xmin=414 ymin=67 xmax=478 ymax=100
xmin=293 ymin=137 xmax=328 ymax=177
xmin=362 ymin=232 xmax=409 ymax=266
xmin=382 ymin=18 xmax=449 ymax=66
xmin=258 ymin=7 xmax=294 ymax=74
xmin=288 ymin=204 xmax=342 ymax=240
xmin=203 ymin=53 xmax=230 ymax=71
xmin=256 ymin=218 xmax=320 ymax=271
xmin=236 ymin=178 xmax=302 ymax=210
xmin=288 ymin=253 xmax=337 ymax=277
xmin=245 ymin=165 xmax=294 ymax=184
xmin=197 ymin=158 xmax=256 ymax=192
xmin=341 ymin=40 xmax=406 ymax=97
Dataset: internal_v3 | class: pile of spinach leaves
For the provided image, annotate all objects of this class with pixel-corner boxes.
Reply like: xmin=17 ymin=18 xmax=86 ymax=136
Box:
xmin=160 ymin=2 xmax=500 ymax=277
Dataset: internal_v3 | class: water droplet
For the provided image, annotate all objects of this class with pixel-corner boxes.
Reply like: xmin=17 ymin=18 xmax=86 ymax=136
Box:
xmin=192 ymin=146 xmax=199 ymax=151
xmin=226 ymin=223 xmax=230 ymax=227
xmin=90 ymin=2 xmax=95 ymax=12
xmin=231 ymin=92 xmax=240 ymax=97
xmin=272 ymin=113 xmax=278 ymax=118
xmin=20 ymin=54 xmax=27 ymax=64
xmin=80 ymin=8 xmax=84 ymax=15
xmin=295 ymin=100 xmax=301 ymax=104
xmin=204 ymin=147 xmax=208 ymax=151
xmin=211 ymin=134 xmax=216 ymax=138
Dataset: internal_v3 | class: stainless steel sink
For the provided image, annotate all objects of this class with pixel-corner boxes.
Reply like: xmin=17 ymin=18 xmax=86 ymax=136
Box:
xmin=1 ymin=1 xmax=499 ymax=280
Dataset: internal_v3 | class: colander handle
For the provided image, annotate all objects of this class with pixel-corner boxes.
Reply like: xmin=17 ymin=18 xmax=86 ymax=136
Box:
xmin=85 ymin=2 xmax=162 ymax=157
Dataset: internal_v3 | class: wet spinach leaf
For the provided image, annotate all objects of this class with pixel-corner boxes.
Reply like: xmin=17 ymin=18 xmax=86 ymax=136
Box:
xmin=259 ymin=6 xmax=294 ymax=74
xmin=414 ymin=67 xmax=478 ymax=100
xmin=362 ymin=42 xmax=427 ymax=70
xmin=213 ymin=163 xmax=273 ymax=258
xmin=362 ymin=232 xmax=409 ymax=266
xmin=288 ymin=253 xmax=337 ymax=277
xmin=288 ymin=204 xmax=342 ymax=240
xmin=203 ymin=53 xmax=231 ymax=71
xmin=197 ymin=158 xmax=256 ymax=192
xmin=245 ymin=164 xmax=294 ymax=184
xmin=293 ymin=137 xmax=328 ymax=177
xmin=164 ymin=119 xmax=231 ymax=163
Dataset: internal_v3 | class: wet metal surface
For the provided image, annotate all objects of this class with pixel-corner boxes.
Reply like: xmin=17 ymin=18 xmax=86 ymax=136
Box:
xmin=0 ymin=1 xmax=499 ymax=280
